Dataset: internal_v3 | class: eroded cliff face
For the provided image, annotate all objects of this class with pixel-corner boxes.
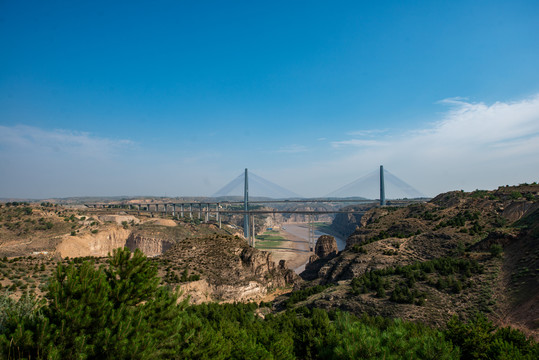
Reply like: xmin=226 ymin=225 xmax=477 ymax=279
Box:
xmin=178 ymin=279 xmax=271 ymax=304
xmin=56 ymin=225 xmax=178 ymax=258
xmin=501 ymin=201 xmax=539 ymax=223
xmin=125 ymin=233 xmax=174 ymax=257
xmin=56 ymin=226 xmax=131 ymax=258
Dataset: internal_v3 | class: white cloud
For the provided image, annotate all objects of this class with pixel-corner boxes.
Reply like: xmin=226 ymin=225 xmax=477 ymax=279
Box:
xmin=331 ymin=139 xmax=386 ymax=148
xmin=346 ymin=129 xmax=388 ymax=136
xmin=274 ymin=94 xmax=539 ymax=197
xmin=0 ymin=125 xmax=132 ymax=159
xmin=2 ymin=94 xmax=538 ymax=198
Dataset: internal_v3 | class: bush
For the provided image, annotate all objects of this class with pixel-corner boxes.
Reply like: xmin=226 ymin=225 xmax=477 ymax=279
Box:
xmin=0 ymin=248 xmax=191 ymax=359
xmin=490 ymin=244 xmax=503 ymax=258
xmin=286 ymin=284 xmax=331 ymax=308
xmin=446 ymin=314 xmax=539 ymax=359
xmin=511 ymin=191 xmax=523 ymax=199
xmin=351 ymin=244 xmax=367 ymax=254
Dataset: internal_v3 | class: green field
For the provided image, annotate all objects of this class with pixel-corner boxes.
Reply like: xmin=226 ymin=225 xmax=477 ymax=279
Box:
xmin=255 ymin=230 xmax=286 ymax=249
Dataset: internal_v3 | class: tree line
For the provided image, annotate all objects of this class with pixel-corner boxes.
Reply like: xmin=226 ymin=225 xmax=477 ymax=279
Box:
xmin=1 ymin=248 xmax=537 ymax=359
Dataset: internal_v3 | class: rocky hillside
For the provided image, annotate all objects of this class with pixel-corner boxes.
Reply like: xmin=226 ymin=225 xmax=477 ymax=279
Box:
xmin=279 ymin=184 xmax=539 ymax=339
xmin=0 ymin=203 xmax=296 ymax=304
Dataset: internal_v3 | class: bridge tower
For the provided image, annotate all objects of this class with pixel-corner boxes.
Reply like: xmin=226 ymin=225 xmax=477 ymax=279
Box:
xmin=244 ymin=168 xmax=250 ymax=240
xmin=380 ymin=165 xmax=386 ymax=206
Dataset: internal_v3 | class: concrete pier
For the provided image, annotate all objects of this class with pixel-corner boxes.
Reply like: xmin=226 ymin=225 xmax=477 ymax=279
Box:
xmin=251 ymin=215 xmax=255 ymax=247
xmin=244 ymin=168 xmax=249 ymax=240
xmin=217 ymin=203 xmax=221 ymax=228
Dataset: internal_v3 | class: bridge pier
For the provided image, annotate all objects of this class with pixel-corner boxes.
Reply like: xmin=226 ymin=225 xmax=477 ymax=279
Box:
xmin=172 ymin=204 xmax=176 ymax=217
xmin=251 ymin=214 xmax=256 ymax=247
xmin=217 ymin=203 xmax=221 ymax=228
xmin=308 ymin=215 xmax=315 ymax=252
xmin=180 ymin=204 xmax=184 ymax=218
xmin=205 ymin=204 xmax=209 ymax=223
xmin=189 ymin=204 xmax=193 ymax=219
xmin=244 ymin=168 xmax=249 ymax=240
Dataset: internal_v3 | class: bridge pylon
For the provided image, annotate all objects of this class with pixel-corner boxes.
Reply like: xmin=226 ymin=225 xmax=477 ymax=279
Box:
xmin=380 ymin=165 xmax=386 ymax=206
xmin=244 ymin=168 xmax=249 ymax=240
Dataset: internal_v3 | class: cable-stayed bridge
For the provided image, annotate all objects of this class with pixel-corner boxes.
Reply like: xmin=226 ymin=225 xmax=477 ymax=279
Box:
xmin=213 ymin=171 xmax=301 ymax=199
xmin=84 ymin=166 xmax=428 ymax=252
xmin=327 ymin=168 xmax=424 ymax=200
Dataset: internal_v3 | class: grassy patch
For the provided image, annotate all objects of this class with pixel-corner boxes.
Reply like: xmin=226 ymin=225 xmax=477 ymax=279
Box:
xmin=255 ymin=231 xmax=286 ymax=248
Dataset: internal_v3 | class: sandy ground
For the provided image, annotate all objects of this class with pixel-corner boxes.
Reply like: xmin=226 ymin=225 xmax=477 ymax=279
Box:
xmin=256 ymin=228 xmax=312 ymax=274
xmin=256 ymin=223 xmax=343 ymax=274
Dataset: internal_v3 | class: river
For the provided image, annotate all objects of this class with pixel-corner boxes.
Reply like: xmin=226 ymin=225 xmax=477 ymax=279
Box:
xmin=282 ymin=223 xmax=346 ymax=250
xmin=280 ymin=223 xmax=345 ymax=273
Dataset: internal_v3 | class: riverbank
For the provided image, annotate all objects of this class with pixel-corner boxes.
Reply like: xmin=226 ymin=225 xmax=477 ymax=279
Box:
xmin=255 ymin=222 xmax=344 ymax=274
xmin=255 ymin=227 xmax=311 ymax=273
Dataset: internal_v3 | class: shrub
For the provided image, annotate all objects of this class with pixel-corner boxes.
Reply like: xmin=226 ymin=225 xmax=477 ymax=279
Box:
xmin=446 ymin=314 xmax=538 ymax=359
xmin=0 ymin=248 xmax=190 ymax=359
xmin=511 ymin=191 xmax=523 ymax=199
xmin=490 ymin=244 xmax=503 ymax=258
xmin=351 ymin=244 xmax=367 ymax=254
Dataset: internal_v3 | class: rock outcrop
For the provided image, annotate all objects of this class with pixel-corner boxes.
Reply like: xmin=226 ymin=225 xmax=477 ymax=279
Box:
xmin=163 ymin=234 xmax=297 ymax=303
xmin=126 ymin=233 xmax=174 ymax=257
xmin=314 ymin=235 xmax=338 ymax=258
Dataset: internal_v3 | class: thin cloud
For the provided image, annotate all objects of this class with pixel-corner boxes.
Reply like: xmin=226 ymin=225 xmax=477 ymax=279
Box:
xmin=279 ymin=94 xmax=539 ymax=197
xmin=0 ymin=125 xmax=132 ymax=159
xmin=346 ymin=129 xmax=389 ymax=136
xmin=331 ymin=139 xmax=386 ymax=148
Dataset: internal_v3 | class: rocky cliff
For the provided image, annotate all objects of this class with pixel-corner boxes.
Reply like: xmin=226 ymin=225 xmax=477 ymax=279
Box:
xmin=126 ymin=233 xmax=174 ymax=257
xmin=314 ymin=235 xmax=338 ymax=258
xmin=162 ymin=234 xmax=296 ymax=303
xmin=56 ymin=226 xmax=131 ymax=258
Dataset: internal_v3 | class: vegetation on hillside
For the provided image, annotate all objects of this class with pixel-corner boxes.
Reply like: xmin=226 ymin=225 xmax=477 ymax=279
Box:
xmin=1 ymin=248 xmax=536 ymax=359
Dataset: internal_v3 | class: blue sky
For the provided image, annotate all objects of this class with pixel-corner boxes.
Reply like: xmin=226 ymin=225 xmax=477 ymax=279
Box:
xmin=1 ymin=0 xmax=538 ymax=198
